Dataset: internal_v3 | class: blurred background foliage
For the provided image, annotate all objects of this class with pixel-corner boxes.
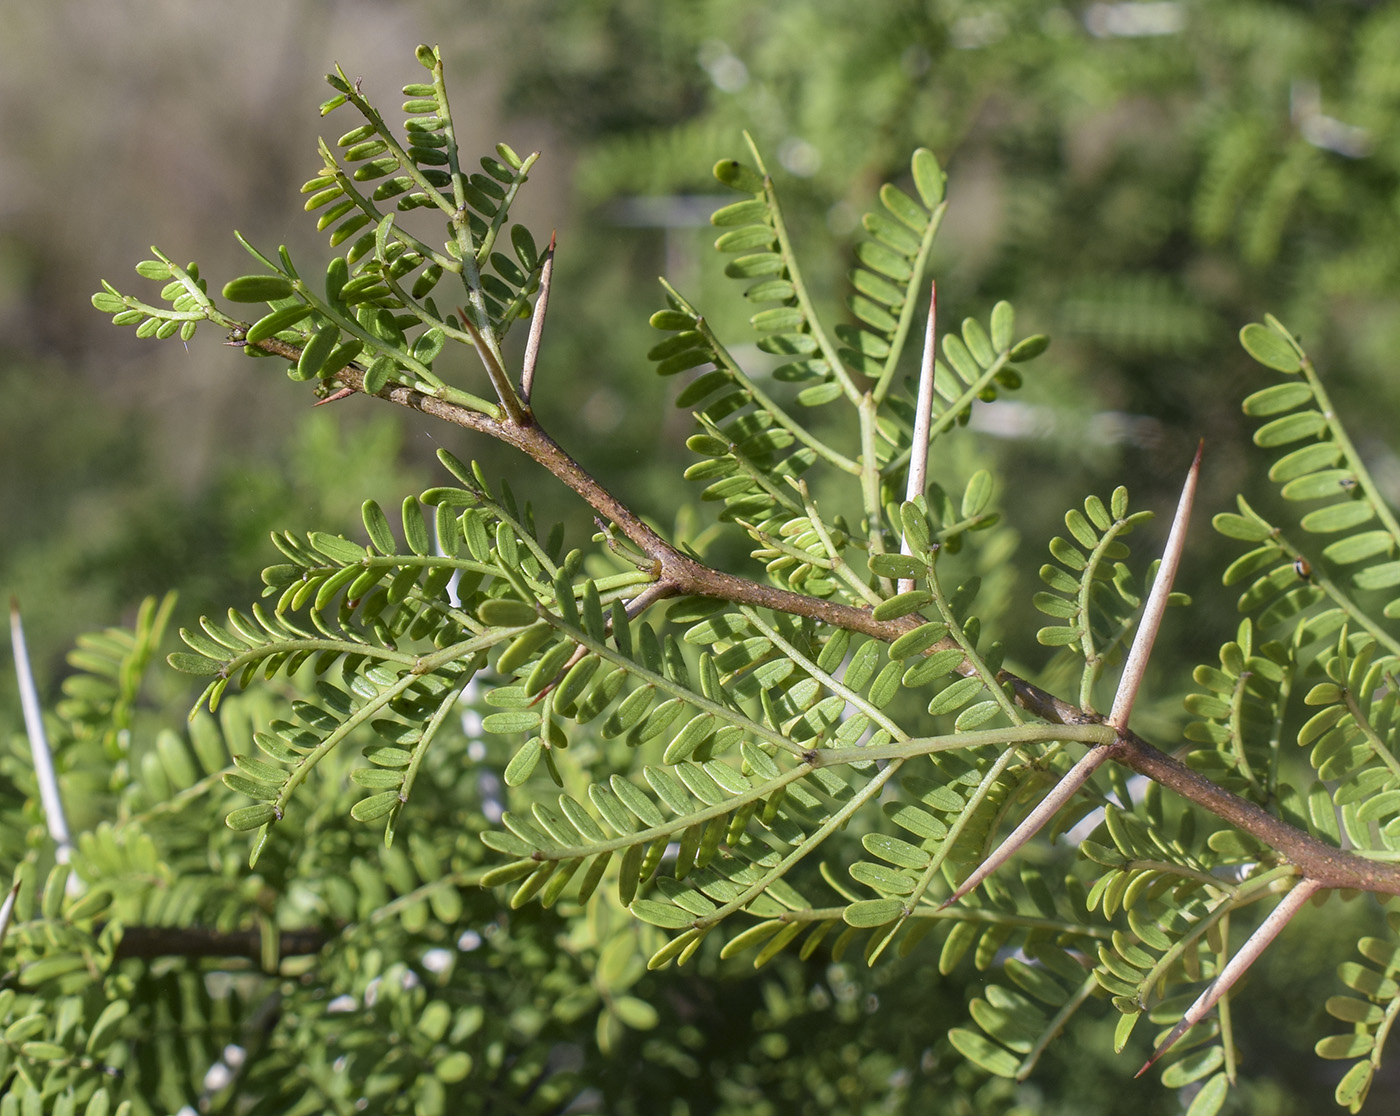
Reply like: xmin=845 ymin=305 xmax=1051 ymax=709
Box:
xmin=8 ymin=0 xmax=1400 ymax=1110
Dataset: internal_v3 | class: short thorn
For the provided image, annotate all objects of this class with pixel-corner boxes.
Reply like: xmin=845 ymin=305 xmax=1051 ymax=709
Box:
xmin=521 ymin=231 xmax=556 ymax=404
xmin=314 ymin=386 xmax=356 ymax=406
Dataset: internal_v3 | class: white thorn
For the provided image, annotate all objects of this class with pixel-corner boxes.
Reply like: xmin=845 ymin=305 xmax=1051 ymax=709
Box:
xmin=10 ymin=599 xmax=72 ymax=861
xmin=899 ymin=283 xmax=938 ymax=595
xmin=1138 ymin=876 xmax=1320 ymax=1076
xmin=1109 ymin=442 xmax=1202 ymax=730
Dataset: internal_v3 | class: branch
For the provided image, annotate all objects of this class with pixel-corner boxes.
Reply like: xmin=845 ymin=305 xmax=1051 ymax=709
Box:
xmin=247 ymin=338 xmax=1400 ymax=899
xmin=114 ymin=924 xmax=331 ymax=964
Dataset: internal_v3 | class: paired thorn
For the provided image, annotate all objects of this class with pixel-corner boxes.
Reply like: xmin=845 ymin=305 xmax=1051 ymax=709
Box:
xmin=898 ymin=283 xmax=937 ymax=595
xmin=942 ymin=444 xmax=1202 ymax=909
xmin=10 ymin=598 xmax=72 ymax=863
xmin=1137 ymin=876 xmax=1321 ymax=1076
xmin=520 ymin=231 xmax=556 ymax=405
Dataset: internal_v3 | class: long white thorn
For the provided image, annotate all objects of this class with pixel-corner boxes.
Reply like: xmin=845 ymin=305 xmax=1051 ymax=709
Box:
xmin=898 ymin=283 xmax=937 ymax=595
xmin=1109 ymin=441 xmax=1202 ymax=729
xmin=1137 ymin=877 xmax=1321 ymax=1076
xmin=943 ymin=444 xmax=1202 ymax=908
xmin=10 ymin=599 xmax=72 ymax=862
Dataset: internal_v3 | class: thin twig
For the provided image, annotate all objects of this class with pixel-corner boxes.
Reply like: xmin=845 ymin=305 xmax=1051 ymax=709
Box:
xmin=10 ymin=599 xmax=72 ymax=862
xmin=520 ymin=231 xmax=555 ymax=405
xmin=899 ymin=283 xmax=938 ymax=595
xmin=1137 ymin=876 xmax=1321 ymax=1076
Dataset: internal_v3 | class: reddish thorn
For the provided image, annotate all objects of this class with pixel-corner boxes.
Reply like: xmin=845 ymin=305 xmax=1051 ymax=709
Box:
xmin=314 ymin=387 xmax=356 ymax=407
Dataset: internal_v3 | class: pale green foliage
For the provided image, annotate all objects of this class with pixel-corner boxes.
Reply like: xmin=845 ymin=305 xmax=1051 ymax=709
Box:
xmin=0 ymin=42 xmax=1383 ymax=1116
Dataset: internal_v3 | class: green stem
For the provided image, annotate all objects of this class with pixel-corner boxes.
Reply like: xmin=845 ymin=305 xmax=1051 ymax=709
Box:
xmin=859 ymin=395 xmax=890 ymax=586
xmin=531 ymin=767 xmax=811 ymax=861
xmin=472 ymin=153 xmax=540 ymax=269
xmin=1017 ymin=973 xmax=1099 ymax=1082
xmin=1227 ymin=670 xmax=1263 ymax=795
xmin=927 ymin=557 xmax=1023 ymax=725
xmin=1303 ymin=354 xmax=1400 ymax=551
xmin=898 ymin=743 xmax=1028 ymax=914
xmin=812 ymin=723 xmax=1113 ymax=767
xmin=693 ymin=413 xmax=807 ymax=516
xmin=395 ymin=666 xmax=479 ymax=813
xmin=778 ymin=904 xmax=1112 ymax=940
xmin=1262 ymin=527 xmax=1400 ymax=660
xmin=739 ymin=607 xmax=907 ymax=743
xmin=1343 ymin=689 xmax=1400 ymax=783
xmin=1074 ymin=513 xmax=1152 ymax=710
xmin=219 ymin=638 xmax=420 ymax=677
xmin=334 ymin=65 xmax=459 ymax=220
xmin=275 ymin=672 xmax=420 ymax=811
xmin=878 ymin=349 xmax=1016 ymax=480
xmin=872 ymin=201 xmax=948 ymax=404
xmin=1370 ymin=989 xmax=1400 ymax=1079
xmin=1217 ymin=910 xmax=1238 ymax=1085
xmin=792 ymin=481 xmax=883 ymax=607
xmin=1134 ymin=866 xmax=1295 ymax=1002
xmin=315 ymin=139 xmax=453 ymax=271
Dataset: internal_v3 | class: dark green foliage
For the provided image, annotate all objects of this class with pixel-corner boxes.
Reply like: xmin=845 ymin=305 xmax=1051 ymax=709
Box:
xmin=7 ymin=30 xmax=1400 ymax=1116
